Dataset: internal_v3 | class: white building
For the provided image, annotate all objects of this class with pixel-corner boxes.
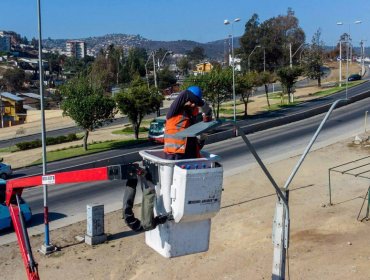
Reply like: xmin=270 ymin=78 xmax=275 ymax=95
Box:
xmin=229 ymin=55 xmax=241 ymax=71
xmin=0 ymin=35 xmax=11 ymax=52
xmin=66 ymin=40 xmax=86 ymax=59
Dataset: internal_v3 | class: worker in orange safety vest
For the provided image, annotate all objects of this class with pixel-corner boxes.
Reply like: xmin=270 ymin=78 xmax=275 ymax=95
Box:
xmin=164 ymin=85 xmax=210 ymax=160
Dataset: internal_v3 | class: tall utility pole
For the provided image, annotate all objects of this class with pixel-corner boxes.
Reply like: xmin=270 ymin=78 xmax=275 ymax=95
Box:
xmin=0 ymin=87 xmax=3 ymax=128
xmin=290 ymin=43 xmax=306 ymax=69
xmin=337 ymin=20 xmax=362 ymax=99
xmin=152 ymin=51 xmax=158 ymax=89
xmin=224 ymin=18 xmax=241 ymax=124
xmin=37 ymin=0 xmax=55 ymax=255
xmin=339 ymin=40 xmax=342 ymax=87
xmin=360 ymin=40 xmax=366 ymax=76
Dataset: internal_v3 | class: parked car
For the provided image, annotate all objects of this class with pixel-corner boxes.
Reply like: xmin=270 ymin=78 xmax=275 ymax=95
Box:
xmin=0 ymin=162 xmax=12 ymax=179
xmin=0 ymin=179 xmax=32 ymax=231
xmin=348 ymin=74 xmax=362 ymax=81
xmin=148 ymin=116 xmax=166 ymax=143
xmin=165 ymin=92 xmax=180 ymax=101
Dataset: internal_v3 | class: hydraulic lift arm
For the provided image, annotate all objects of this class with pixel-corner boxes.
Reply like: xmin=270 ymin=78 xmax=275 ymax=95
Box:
xmin=5 ymin=164 xmax=137 ymax=280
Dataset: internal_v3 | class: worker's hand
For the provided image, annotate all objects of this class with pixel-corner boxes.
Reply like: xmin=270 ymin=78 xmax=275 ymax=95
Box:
xmin=202 ymin=113 xmax=212 ymax=122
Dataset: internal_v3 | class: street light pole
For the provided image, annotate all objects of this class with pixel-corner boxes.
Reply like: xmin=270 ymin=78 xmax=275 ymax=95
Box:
xmin=248 ymin=45 xmax=261 ymax=72
xmin=337 ymin=20 xmax=362 ymax=99
xmin=224 ymin=18 xmax=240 ymax=124
xmin=145 ymin=52 xmax=153 ymax=90
xmin=360 ymin=40 xmax=366 ymax=76
xmin=37 ymin=0 xmax=55 ymax=255
xmin=290 ymin=42 xmax=306 ymax=68
xmin=339 ymin=40 xmax=342 ymax=87
xmin=152 ymin=51 xmax=158 ymax=89
xmin=159 ymin=51 xmax=173 ymax=69
xmin=0 ymin=87 xmax=3 ymax=128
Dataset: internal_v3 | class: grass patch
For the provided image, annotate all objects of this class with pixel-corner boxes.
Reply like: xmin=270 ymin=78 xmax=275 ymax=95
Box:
xmin=310 ymin=80 xmax=365 ymax=97
xmin=112 ymin=126 xmax=149 ymax=135
xmin=264 ymin=101 xmax=300 ymax=111
xmin=268 ymin=92 xmax=283 ymax=100
xmin=32 ymin=138 xmax=147 ymax=165
xmin=0 ymin=146 xmax=19 ymax=153
xmin=219 ymin=108 xmax=245 ymax=115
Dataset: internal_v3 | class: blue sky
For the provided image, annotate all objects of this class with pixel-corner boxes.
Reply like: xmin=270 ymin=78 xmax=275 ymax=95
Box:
xmin=1 ymin=0 xmax=369 ymax=46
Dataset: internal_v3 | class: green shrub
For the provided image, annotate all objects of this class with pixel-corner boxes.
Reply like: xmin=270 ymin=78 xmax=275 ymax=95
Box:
xmin=16 ymin=133 xmax=78 ymax=151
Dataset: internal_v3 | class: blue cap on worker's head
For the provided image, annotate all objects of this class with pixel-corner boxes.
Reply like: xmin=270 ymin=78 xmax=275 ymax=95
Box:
xmin=187 ymin=86 xmax=202 ymax=99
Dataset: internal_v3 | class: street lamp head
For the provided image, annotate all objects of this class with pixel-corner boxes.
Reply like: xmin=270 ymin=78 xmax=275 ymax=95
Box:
xmin=224 ymin=19 xmax=230 ymax=25
xmin=234 ymin=18 xmax=241 ymax=22
xmin=256 ymin=45 xmax=261 ymax=48
xmin=355 ymin=20 xmax=362 ymax=24
xmin=336 ymin=22 xmax=343 ymax=25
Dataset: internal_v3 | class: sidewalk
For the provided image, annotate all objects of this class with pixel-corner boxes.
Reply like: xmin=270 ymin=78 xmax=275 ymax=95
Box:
xmin=0 ymin=135 xmax=369 ymax=279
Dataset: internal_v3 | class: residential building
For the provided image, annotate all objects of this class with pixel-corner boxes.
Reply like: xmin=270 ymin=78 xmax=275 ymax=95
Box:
xmin=66 ymin=40 xmax=86 ymax=59
xmin=194 ymin=61 xmax=213 ymax=75
xmin=0 ymin=35 xmax=11 ymax=52
xmin=17 ymin=92 xmax=41 ymax=109
xmin=229 ymin=55 xmax=241 ymax=71
xmin=0 ymin=92 xmax=27 ymax=127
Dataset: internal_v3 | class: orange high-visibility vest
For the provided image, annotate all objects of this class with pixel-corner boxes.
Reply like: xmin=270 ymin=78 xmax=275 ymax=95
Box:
xmin=164 ymin=111 xmax=191 ymax=154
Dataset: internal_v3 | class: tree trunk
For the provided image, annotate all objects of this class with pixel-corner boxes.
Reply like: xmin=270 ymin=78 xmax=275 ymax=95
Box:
xmin=134 ymin=123 xmax=139 ymax=140
xmin=243 ymin=96 xmax=249 ymax=117
xmin=318 ymin=75 xmax=321 ymax=87
xmin=264 ymin=84 xmax=270 ymax=108
xmin=83 ymin=130 xmax=89 ymax=151
xmin=216 ymin=102 xmax=220 ymax=119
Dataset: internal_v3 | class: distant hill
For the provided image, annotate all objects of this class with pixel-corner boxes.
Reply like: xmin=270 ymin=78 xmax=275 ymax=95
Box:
xmin=42 ymin=33 xmax=241 ymax=60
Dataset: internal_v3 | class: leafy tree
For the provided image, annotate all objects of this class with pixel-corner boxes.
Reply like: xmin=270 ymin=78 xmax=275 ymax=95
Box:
xmin=304 ymin=29 xmax=325 ymax=87
xmin=60 ymin=76 xmax=116 ymax=150
xmin=258 ymin=71 xmax=277 ymax=108
xmin=120 ymin=47 xmax=148 ymax=84
xmin=89 ymin=54 xmax=114 ymax=91
xmin=236 ymin=71 xmax=260 ymax=117
xmin=238 ymin=8 xmax=305 ymax=72
xmin=115 ymin=78 xmax=163 ymax=139
xmin=186 ymin=46 xmax=206 ymax=63
xmin=63 ymin=56 xmax=88 ymax=76
xmin=2 ymin=68 xmax=25 ymax=92
xmin=22 ymin=36 xmax=29 ymax=45
xmin=277 ymin=66 xmax=303 ymax=103
xmin=157 ymin=66 xmax=177 ymax=91
xmin=31 ymin=37 xmax=38 ymax=49
xmin=177 ymin=56 xmax=190 ymax=75
xmin=183 ymin=66 xmax=232 ymax=119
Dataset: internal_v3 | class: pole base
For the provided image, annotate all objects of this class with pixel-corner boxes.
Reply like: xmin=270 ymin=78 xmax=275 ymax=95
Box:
xmin=39 ymin=244 xmax=57 ymax=255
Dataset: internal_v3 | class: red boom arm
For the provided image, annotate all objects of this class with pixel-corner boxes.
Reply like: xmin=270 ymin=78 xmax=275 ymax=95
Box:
xmin=5 ymin=164 xmax=131 ymax=280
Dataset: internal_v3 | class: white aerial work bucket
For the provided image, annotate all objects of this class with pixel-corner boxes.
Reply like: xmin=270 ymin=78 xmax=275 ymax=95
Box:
xmin=139 ymin=149 xmax=223 ymax=258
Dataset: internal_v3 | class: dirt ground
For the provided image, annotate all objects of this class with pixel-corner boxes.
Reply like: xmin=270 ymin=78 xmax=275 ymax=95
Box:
xmin=1 ymin=134 xmax=370 ymax=280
